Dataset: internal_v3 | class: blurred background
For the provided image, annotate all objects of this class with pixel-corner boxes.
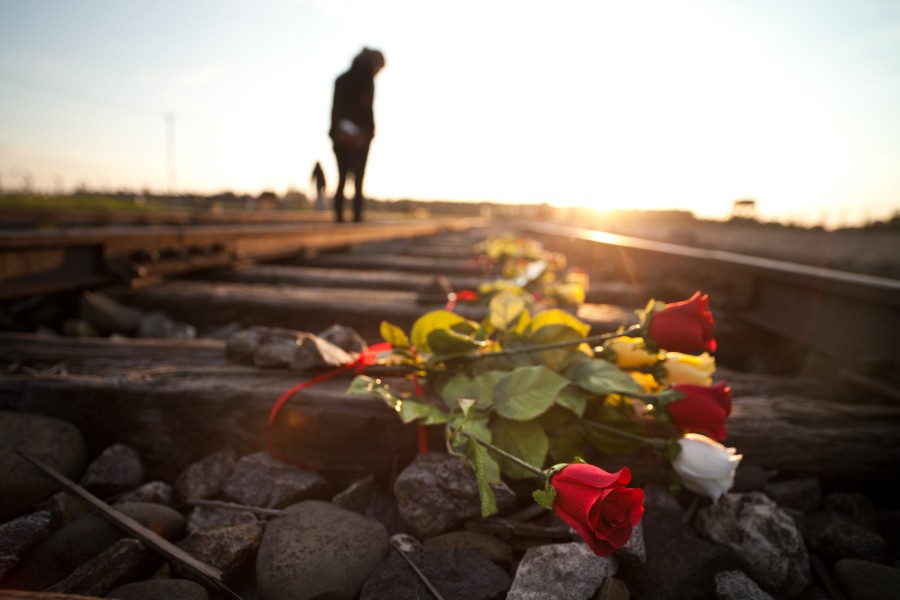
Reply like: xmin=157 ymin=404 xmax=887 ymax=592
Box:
xmin=1 ymin=0 xmax=898 ymax=229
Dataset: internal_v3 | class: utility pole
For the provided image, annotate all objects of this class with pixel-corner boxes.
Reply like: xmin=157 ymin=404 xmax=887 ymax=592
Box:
xmin=166 ymin=112 xmax=176 ymax=194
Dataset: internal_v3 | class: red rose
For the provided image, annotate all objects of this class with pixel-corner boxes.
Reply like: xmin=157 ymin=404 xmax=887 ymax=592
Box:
xmin=667 ymin=381 xmax=732 ymax=441
xmin=550 ymin=464 xmax=644 ymax=556
xmin=647 ymin=291 xmax=716 ymax=353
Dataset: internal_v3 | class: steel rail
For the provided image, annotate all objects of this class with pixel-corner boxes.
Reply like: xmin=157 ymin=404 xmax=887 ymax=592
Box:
xmin=515 ymin=220 xmax=900 ymax=372
xmin=0 ymin=217 xmax=487 ymax=299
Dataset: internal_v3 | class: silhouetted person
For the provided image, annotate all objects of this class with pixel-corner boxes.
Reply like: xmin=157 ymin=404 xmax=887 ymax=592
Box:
xmin=311 ymin=161 xmax=327 ymax=210
xmin=330 ymin=47 xmax=385 ymax=222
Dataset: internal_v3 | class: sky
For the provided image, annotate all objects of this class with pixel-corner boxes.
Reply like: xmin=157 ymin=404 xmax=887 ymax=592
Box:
xmin=1 ymin=0 xmax=899 ymax=227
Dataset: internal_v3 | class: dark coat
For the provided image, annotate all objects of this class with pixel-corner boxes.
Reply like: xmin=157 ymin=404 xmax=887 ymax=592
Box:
xmin=329 ymin=56 xmax=376 ymax=141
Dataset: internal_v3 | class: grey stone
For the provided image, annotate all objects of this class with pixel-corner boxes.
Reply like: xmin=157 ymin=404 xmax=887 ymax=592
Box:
xmin=800 ymin=510 xmax=887 ymax=564
xmin=0 ymin=511 xmax=53 ymax=579
xmin=115 ymin=481 xmax=176 ymax=508
xmin=185 ymin=505 xmax=259 ymax=534
xmin=174 ymin=447 xmax=237 ymax=501
xmin=2 ymin=502 xmax=184 ymax=590
xmin=696 ymin=492 xmax=812 ymax=597
xmin=390 ymin=533 xmax=423 ymax=554
xmin=507 ymin=542 xmax=617 ymax=600
xmin=824 ymin=492 xmax=879 ymax=533
xmin=106 ymin=578 xmax=210 ymax=600
xmin=423 ymin=530 xmax=514 ymax=569
xmin=617 ymin=505 xmax=742 ymax=600
xmin=35 ymin=490 xmax=92 ymax=525
xmin=288 ymin=332 xmax=354 ymax=370
xmin=361 ymin=547 xmax=511 ymax=600
xmin=46 ymin=538 xmax=151 ymax=596
xmin=331 ymin=474 xmax=375 ymax=513
xmin=135 ymin=310 xmax=196 ymax=339
xmin=0 ymin=411 xmax=87 ymax=522
xmin=393 ymin=453 xmax=516 ymax=539
xmin=81 ymin=443 xmax=145 ymax=496
xmin=834 ymin=558 xmax=900 ymax=600
xmin=615 ymin=521 xmax=646 ymax=566
xmin=319 ymin=324 xmax=368 ymax=354
xmin=595 ymin=576 xmax=630 ymax=600
xmin=176 ymin=521 xmax=265 ymax=581
xmin=762 ymin=477 xmax=822 ymax=514
xmin=223 ymin=452 xmax=329 ymax=509
xmin=714 ymin=570 xmax=776 ymax=600
xmin=80 ymin=290 xmax=144 ymax=334
xmin=226 ymin=326 xmax=299 ymax=366
xmin=256 ymin=500 xmax=389 ymax=600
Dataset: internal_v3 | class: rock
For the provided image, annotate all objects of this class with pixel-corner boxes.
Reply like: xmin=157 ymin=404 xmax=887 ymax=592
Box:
xmin=615 ymin=521 xmax=646 ymax=566
xmin=288 ymin=332 xmax=354 ymax=370
xmin=81 ymin=443 xmax=145 ymax=497
xmin=115 ymin=481 xmax=176 ymax=508
xmin=319 ymin=324 xmax=368 ymax=354
xmin=617 ymin=505 xmax=743 ymax=600
xmin=106 ymin=578 xmax=210 ymax=600
xmin=393 ymin=453 xmax=517 ymax=539
xmin=714 ymin=570 xmax=776 ymax=600
xmin=361 ymin=547 xmax=511 ymax=600
xmin=595 ymin=576 xmax=630 ymax=600
xmin=422 ymin=530 xmax=514 ymax=569
xmin=36 ymin=490 xmax=92 ymax=525
xmin=223 ymin=452 xmax=330 ymax=509
xmin=834 ymin=558 xmax=900 ymax=600
xmin=390 ymin=533 xmax=423 ymax=554
xmin=695 ymin=492 xmax=811 ymax=597
xmin=256 ymin=500 xmax=389 ymax=600
xmin=185 ymin=505 xmax=259 ymax=534
xmin=80 ymin=290 xmax=144 ymax=335
xmin=46 ymin=538 xmax=151 ymax=596
xmin=135 ymin=310 xmax=196 ymax=339
xmin=331 ymin=474 xmax=375 ymax=513
xmin=1 ymin=502 xmax=184 ymax=590
xmin=824 ymin=492 xmax=880 ymax=534
xmin=226 ymin=326 xmax=299 ymax=366
xmin=173 ymin=447 xmax=237 ymax=501
xmin=0 ymin=511 xmax=53 ymax=579
xmin=799 ymin=510 xmax=887 ymax=565
xmin=62 ymin=318 xmax=99 ymax=337
xmin=176 ymin=521 xmax=265 ymax=582
xmin=507 ymin=542 xmax=617 ymax=600
xmin=879 ymin=510 xmax=900 ymax=564
xmin=0 ymin=411 xmax=87 ymax=522
xmin=762 ymin=477 xmax=821 ymax=514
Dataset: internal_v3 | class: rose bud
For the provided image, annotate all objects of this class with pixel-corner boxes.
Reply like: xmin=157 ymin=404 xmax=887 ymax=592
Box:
xmin=602 ymin=336 xmax=658 ymax=369
xmin=666 ymin=381 xmax=732 ymax=441
xmin=659 ymin=352 xmax=715 ymax=386
xmin=671 ymin=433 xmax=742 ymax=501
xmin=646 ymin=291 xmax=716 ymax=354
xmin=549 ymin=464 xmax=644 ymax=556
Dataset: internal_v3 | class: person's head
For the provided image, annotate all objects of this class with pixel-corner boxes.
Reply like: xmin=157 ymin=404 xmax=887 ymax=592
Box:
xmin=354 ymin=47 xmax=385 ymax=75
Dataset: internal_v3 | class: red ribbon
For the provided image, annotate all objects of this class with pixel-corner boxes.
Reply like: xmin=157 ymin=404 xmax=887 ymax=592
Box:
xmin=266 ymin=342 xmax=393 ymax=468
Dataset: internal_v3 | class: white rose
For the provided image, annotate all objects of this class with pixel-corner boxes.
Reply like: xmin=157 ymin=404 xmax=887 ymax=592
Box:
xmin=672 ymin=433 xmax=742 ymax=501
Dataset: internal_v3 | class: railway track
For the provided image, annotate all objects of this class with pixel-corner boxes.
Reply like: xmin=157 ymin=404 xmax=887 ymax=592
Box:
xmin=1 ymin=216 xmax=899 ymax=598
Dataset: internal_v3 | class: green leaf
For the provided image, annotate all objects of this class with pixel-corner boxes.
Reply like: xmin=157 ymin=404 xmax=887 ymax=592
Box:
xmin=469 ymin=370 xmax=505 ymax=411
xmin=410 ymin=311 xmax=469 ymax=354
xmin=555 ymin=385 xmax=590 ymax=416
xmin=427 ymin=328 xmax=487 ymax=359
xmin=526 ymin=323 xmax=587 ymax=370
xmin=347 ymin=376 xmax=449 ymax=425
xmin=493 ymin=365 xmax=570 ymax=421
xmin=489 ymin=290 xmax=526 ymax=331
xmin=468 ymin=441 xmax=499 ymax=517
xmin=583 ymin=400 xmax=645 ymax=454
xmin=491 ymin=417 xmax=549 ymax=479
xmin=571 ymin=358 xmax=644 ymax=397
xmin=527 ymin=309 xmax=590 ymax=338
xmin=379 ymin=321 xmax=409 ymax=349
xmin=440 ymin=374 xmax=479 ymax=411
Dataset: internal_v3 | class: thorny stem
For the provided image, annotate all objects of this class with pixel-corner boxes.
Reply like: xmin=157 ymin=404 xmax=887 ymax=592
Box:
xmin=452 ymin=324 xmax=643 ymax=363
xmin=581 ymin=419 xmax=667 ymax=451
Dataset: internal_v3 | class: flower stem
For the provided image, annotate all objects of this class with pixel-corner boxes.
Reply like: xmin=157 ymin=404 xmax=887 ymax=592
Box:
xmin=456 ymin=429 xmax=546 ymax=480
xmin=455 ymin=324 xmax=642 ymax=363
xmin=582 ymin=419 xmax=667 ymax=451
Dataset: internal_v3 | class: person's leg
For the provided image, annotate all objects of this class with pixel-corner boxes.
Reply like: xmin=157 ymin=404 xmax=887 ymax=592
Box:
xmin=333 ymin=146 xmax=349 ymax=222
xmin=351 ymin=142 xmax=371 ymax=222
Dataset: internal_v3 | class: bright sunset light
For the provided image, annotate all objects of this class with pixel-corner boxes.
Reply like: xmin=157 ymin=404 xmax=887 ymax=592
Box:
xmin=1 ymin=0 xmax=898 ymax=227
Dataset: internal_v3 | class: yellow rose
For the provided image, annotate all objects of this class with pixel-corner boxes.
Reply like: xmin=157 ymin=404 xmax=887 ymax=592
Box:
xmin=603 ymin=336 xmax=657 ymax=369
xmin=660 ymin=352 xmax=715 ymax=386
xmin=630 ymin=371 xmax=661 ymax=393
